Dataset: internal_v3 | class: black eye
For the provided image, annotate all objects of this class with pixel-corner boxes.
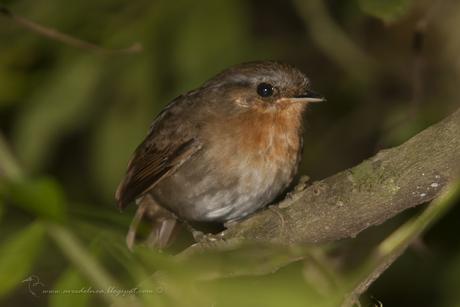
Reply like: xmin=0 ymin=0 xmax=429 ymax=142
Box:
xmin=257 ymin=83 xmax=274 ymax=97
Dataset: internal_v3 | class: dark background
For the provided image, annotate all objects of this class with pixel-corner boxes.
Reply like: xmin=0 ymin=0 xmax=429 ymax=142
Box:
xmin=1 ymin=0 xmax=459 ymax=306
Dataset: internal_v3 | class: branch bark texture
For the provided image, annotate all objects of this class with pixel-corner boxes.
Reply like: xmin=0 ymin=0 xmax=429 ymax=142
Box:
xmin=215 ymin=108 xmax=460 ymax=245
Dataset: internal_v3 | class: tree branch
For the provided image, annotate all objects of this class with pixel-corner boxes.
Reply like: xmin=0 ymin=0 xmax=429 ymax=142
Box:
xmin=189 ymin=108 xmax=460 ymax=249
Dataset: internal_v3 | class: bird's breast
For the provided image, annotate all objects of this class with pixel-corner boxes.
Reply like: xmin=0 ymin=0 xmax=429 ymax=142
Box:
xmin=152 ymin=105 xmax=306 ymax=222
xmin=206 ymin=105 xmax=304 ymax=171
xmin=200 ymin=106 xmax=305 ymax=214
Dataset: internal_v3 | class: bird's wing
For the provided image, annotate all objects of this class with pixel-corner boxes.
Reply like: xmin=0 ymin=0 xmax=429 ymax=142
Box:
xmin=115 ymin=136 xmax=202 ymax=209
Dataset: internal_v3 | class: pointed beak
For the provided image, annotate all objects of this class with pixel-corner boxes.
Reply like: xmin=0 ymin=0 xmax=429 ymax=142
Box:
xmin=291 ymin=90 xmax=326 ymax=103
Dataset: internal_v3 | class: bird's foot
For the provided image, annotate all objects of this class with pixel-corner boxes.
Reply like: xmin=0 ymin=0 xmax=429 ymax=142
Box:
xmin=182 ymin=221 xmax=200 ymax=241
xmin=182 ymin=221 xmax=224 ymax=250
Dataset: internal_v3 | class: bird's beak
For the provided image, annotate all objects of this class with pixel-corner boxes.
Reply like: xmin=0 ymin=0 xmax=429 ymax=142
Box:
xmin=290 ymin=90 xmax=326 ymax=103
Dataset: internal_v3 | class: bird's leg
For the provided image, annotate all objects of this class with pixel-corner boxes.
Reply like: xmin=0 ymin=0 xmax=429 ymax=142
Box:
xmin=126 ymin=199 xmax=148 ymax=251
xmin=145 ymin=218 xmax=177 ymax=249
xmin=126 ymin=195 xmax=179 ymax=250
xmin=141 ymin=195 xmax=179 ymax=249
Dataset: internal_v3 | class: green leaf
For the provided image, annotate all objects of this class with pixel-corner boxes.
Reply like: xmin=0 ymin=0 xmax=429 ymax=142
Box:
xmin=206 ymin=268 xmax=338 ymax=307
xmin=7 ymin=177 xmax=67 ymax=221
xmin=0 ymin=221 xmax=45 ymax=298
xmin=47 ymin=223 xmax=132 ymax=307
xmin=357 ymin=0 xmax=413 ymax=23
xmin=50 ymin=269 xmax=90 ymax=307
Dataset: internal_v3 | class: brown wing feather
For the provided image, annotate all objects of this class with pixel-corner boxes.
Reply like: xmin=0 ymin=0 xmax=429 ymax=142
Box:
xmin=115 ymin=138 xmax=201 ymax=209
xmin=116 ymin=90 xmax=205 ymax=210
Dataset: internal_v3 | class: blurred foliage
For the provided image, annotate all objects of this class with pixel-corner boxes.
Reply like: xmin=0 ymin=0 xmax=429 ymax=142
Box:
xmin=357 ymin=0 xmax=413 ymax=23
xmin=0 ymin=221 xmax=45 ymax=298
xmin=7 ymin=177 xmax=67 ymax=220
xmin=13 ymin=56 xmax=103 ymax=172
xmin=50 ymin=269 xmax=89 ymax=307
xmin=1 ymin=0 xmax=460 ymax=306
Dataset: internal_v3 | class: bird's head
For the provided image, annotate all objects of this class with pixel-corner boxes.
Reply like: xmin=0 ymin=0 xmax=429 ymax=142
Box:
xmin=201 ymin=61 xmax=325 ymax=113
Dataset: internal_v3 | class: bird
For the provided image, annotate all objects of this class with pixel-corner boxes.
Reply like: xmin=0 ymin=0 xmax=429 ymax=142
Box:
xmin=115 ymin=61 xmax=324 ymax=249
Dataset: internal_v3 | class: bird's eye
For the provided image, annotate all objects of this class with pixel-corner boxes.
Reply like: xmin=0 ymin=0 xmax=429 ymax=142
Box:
xmin=257 ymin=83 xmax=274 ymax=98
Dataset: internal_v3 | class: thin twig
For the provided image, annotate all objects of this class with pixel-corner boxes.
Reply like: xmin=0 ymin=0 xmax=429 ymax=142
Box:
xmin=0 ymin=5 xmax=143 ymax=54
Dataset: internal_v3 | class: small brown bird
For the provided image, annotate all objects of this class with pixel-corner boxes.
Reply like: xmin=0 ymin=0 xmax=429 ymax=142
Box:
xmin=116 ymin=61 xmax=324 ymax=249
